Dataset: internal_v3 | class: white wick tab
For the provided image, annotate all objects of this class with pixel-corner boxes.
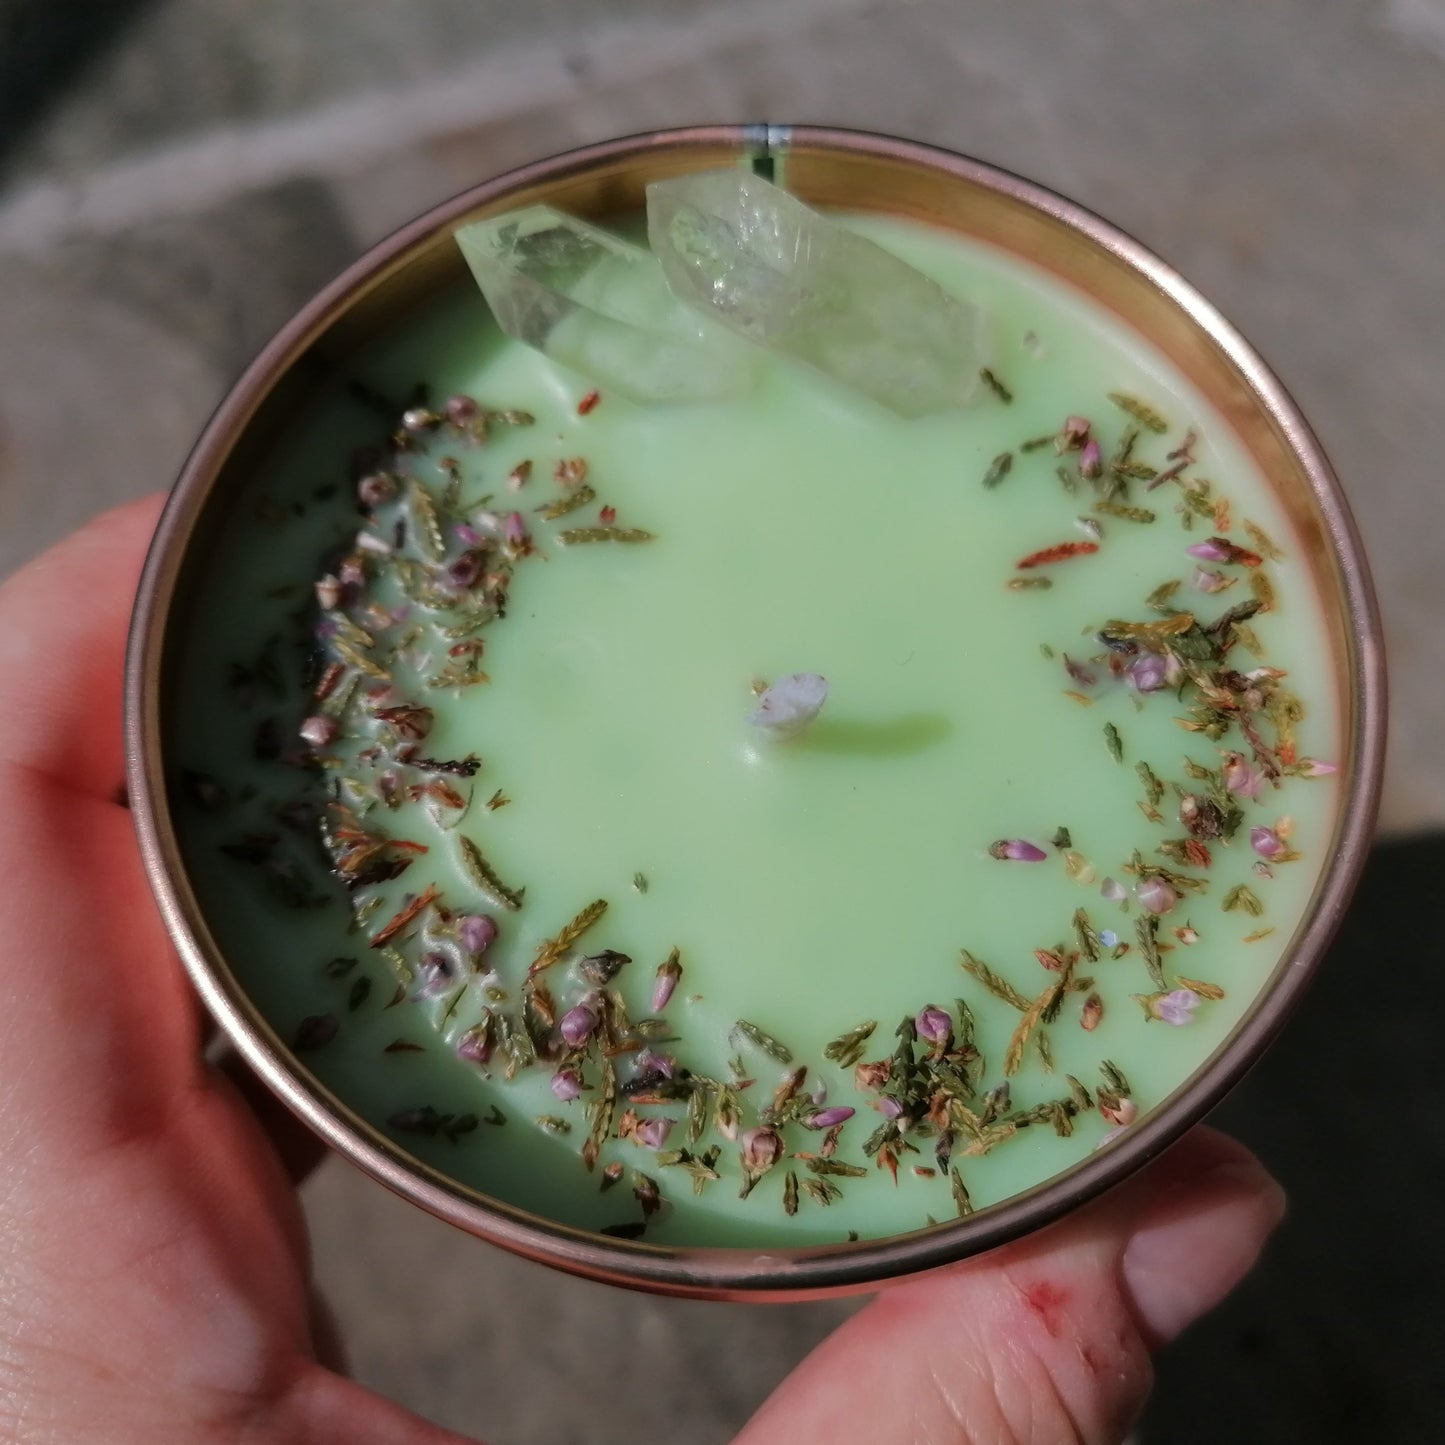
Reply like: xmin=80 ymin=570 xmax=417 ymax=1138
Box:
xmin=748 ymin=673 xmax=829 ymax=741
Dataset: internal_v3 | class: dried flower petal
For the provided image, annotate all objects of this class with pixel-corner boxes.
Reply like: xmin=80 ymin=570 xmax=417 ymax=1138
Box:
xmin=1061 ymin=415 xmax=1091 ymax=449
xmin=989 ymin=838 xmax=1048 ymax=862
xmin=1250 ymin=825 xmax=1286 ymax=860
xmin=749 ymin=673 xmax=829 ymax=741
xmin=1100 ymin=877 xmax=1127 ymax=903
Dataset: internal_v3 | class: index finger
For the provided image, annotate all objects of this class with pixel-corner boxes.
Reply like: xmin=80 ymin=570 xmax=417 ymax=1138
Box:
xmin=0 ymin=494 xmax=165 ymax=799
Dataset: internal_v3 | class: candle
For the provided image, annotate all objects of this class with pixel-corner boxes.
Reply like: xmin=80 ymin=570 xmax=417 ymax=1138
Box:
xmin=165 ymin=187 xmax=1342 ymax=1251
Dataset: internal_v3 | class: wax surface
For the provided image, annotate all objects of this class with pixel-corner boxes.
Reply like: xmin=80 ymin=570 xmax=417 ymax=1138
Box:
xmin=171 ymin=213 xmax=1341 ymax=1246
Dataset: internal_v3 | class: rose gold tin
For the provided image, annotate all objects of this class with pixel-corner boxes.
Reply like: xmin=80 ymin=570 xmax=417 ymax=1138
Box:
xmin=125 ymin=125 xmax=1385 ymax=1300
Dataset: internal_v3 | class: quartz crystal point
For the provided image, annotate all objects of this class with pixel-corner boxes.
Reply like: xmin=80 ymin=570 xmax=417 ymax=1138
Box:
xmin=646 ymin=171 xmax=992 ymax=418
xmin=455 ymin=206 xmax=756 ymax=402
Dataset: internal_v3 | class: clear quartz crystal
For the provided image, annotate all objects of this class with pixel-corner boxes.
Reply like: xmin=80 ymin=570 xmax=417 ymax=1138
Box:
xmin=455 ymin=206 xmax=757 ymax=403
xmin=647 ymin=171 xmax=993 ymax=418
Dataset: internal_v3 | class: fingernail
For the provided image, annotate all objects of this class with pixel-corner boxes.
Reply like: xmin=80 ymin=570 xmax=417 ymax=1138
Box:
xmin=1121 ymin=1157 xmax=1286 ymax=1346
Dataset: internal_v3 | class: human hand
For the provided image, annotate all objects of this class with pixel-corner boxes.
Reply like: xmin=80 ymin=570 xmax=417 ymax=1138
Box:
xmin=0 ymin=498 xmax=1284 ymax=1444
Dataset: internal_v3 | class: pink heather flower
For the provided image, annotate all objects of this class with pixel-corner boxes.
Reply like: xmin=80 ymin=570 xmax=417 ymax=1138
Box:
xmin=804 ymin=1106 xmax=856 ymax=1130
xmin=1061 ymin=415 xmax=1091 ymax=449
xmin=989 ymin=839 xmax=1048 ymax=862
xmin=1150 ymin=989 xmax=1201 ymax=1026
xmin=504 ymin=511 xmax=530 ymax=548
xmin=1186 ymin=537 xmax=1235 ymax=563
xmin=298 ymin=715 xmax=337 ymax=748
xmin=741 ymin=1126 xmax=783 ymax=1173
xmin=356 ymin=472 xmax=397 ymax=508
xmin=1079 ymin=438 xmax=1103 ymax=479
xmin=559 ymin=1002 xmax=599 ymax=1049
xmin=412 ymin=951 xmax=457 ymax=999
xmin=748 ymin=673 xmax=829 ymax=741
xmin=454 ymin=522 xmax=486 ymax=547
xmin=1137 ymin=875 xmax=1179 ymax=915
xmin=633 ymin=1049 xmax=677 ymax=1082
xmin=1300 ymin=759 xmax=1338 ymax=777
xmin=1222 ymin=751 xmax=1267 ymax=801
xmin=550 ymin=1068 xmax=582 ymax=1102
xmin=456 ymin=1028 xmax=492 ymax=1065
xmin=446 ymin=549 xmax=486 ymax=590
xmin=458 ymin=915 xmax=498 ymax=954
xmin=1126 ymin=651 xmax=1172 ymax=694
xmin=1251 ymin=825 xmax=1286 ymax=860
xmin=1192 ymin=565 xmax=1231 ymax=594
xmin=651 ymin=959 xmax=681 ymax=1013
xmin=634 ymin=1116 xmax=674 ymax=1151
xmin=876 ymin=1096 xmax=906 ymax=1120
xmin=915 ymin=1005 xmax=952 ymax=1048
xmin=445 ymin=394 xmax=479 ymax=425
xmin=1099 ymin=1094 xmax=1138 ymax=1128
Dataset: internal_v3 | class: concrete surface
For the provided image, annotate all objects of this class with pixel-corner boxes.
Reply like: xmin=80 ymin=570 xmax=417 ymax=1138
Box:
xmin=2 ymin=1 xmax=1442 ymax=1440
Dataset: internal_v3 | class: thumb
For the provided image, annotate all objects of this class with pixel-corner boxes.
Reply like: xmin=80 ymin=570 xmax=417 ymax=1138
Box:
xmin=738 ymin=1127 xmax=1284 ymax=1445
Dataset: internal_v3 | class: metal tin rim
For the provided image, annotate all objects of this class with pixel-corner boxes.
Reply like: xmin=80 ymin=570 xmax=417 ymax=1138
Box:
xmin=124 ymin=124 xmax=1386 ymax=1300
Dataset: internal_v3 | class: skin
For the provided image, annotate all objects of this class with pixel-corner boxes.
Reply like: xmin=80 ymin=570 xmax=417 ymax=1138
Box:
xmin=0 ymin=497 xmax=1285 ymax=1445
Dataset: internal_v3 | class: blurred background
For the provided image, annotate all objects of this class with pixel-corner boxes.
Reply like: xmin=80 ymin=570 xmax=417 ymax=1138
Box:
xmin=1 ymin=1 xmax=1441 ymax=1440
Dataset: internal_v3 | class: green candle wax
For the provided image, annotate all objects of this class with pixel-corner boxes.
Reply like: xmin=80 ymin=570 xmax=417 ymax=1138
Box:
xmin=171 ymin=213 xmax=1341 ymax=1247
